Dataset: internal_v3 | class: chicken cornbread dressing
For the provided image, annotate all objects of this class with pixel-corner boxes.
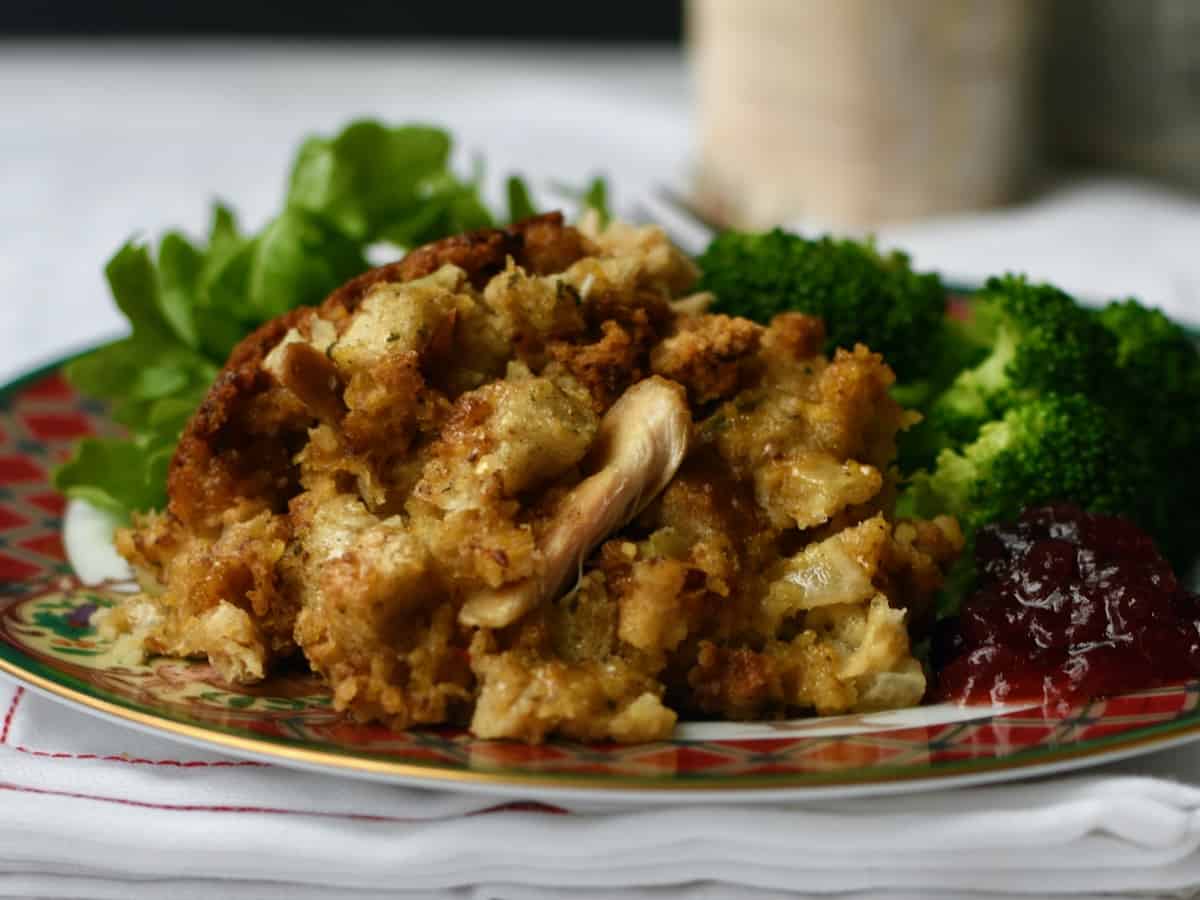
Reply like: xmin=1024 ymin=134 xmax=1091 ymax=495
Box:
xmin=103 ymin=212 xmax=963 ymax=743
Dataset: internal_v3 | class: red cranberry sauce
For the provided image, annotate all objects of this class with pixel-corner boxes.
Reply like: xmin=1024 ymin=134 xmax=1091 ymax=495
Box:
xmin=933 ymin=504 xmax=1200 ymax=711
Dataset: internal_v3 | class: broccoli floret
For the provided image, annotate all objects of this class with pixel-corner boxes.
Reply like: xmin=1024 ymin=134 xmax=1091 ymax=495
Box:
xmin=891 ymin=316 xmax=989 ymax=411
xmin=695 ymin=229 xmax=946 ymax=381
xmin=1096 ymin=299 xmax=1200 ymax=567
xmin=1098 ymin=299 xmax=1200 ymax=420
xmin=902 ymin=287 xmax=1200 ymax=583
xmin=899 ymin=394 xmax=1147 ymax=540
xmin=893 ymin=315 xmax=992 ymax=470
xmin=919 ymin=275 xmax=1120 ymax=450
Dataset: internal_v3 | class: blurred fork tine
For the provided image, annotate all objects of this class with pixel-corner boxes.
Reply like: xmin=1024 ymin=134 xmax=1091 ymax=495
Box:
xmin=654 ymin=186 xmax=725 ymax=235
xmin=629 ymin=192 xmax=716 ymax=256
xmin=628 ymin=201 xmax=691 ymax=252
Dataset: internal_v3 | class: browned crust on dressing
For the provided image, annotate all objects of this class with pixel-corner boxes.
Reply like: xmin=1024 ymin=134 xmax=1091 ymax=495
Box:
xmin=168 ymin=212 xmax=586 ymax=529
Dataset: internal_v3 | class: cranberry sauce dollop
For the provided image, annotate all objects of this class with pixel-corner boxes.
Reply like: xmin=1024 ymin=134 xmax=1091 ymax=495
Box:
xmin=933 ymin=504 xmax=1200 ymax=711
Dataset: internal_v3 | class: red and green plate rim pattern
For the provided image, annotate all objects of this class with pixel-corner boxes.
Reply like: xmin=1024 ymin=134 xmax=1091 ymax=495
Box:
xmin=2 ymin=317 xmax=1199 ymax=796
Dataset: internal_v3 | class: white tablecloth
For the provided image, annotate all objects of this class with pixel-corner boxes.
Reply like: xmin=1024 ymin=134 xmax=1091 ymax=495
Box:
xmin=4 ymin=40 xmax=1200 ymax=899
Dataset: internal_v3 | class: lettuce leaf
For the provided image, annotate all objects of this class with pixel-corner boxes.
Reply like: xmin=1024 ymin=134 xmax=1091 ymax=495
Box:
xmin=506 ymin=175 xmax=538 ymax=223
xmin=549 ymin=175 xmax=611 ymax=226
xmin=287 ymin=122 xmax=454 ymax=241
xmin=54 ymin=436 xmax=173 ymax=519
xmin=53 ymin=120 xmax=520 ymax=520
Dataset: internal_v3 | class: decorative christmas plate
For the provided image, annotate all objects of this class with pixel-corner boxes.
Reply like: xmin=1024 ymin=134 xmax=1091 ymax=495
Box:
xmin=2 ymin=354 xmax=1199 ymax=802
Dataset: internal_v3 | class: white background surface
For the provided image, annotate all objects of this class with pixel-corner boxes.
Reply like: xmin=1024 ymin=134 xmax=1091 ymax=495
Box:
xmin=5 ymin=40 xmax=1200 ymax=391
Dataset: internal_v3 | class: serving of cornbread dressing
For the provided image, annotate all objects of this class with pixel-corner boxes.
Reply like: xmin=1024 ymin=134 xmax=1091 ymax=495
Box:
xmin=101 ymin=212 xmax=962 ymax=744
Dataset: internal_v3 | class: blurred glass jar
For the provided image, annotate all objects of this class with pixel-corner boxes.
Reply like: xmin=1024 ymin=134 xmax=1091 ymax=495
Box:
xmin=1047 ymin=0 xmax=1200 ymax=190
xmin=688 ymin=0 xmax=1042 ymax=229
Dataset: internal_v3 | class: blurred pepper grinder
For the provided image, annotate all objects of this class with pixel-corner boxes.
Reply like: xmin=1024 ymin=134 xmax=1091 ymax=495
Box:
xmin=688 ymin=0 xmax=1043 ymax=230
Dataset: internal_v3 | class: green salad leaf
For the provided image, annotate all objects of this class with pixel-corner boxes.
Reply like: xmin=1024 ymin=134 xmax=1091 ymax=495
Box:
xmin=582 ymin=177 xmax=610 ymax=227
xmin=55 ymin=436 xmax=175 ymax=519
xmin=54 ymin=120 xmax=546 ymax=522
xmin=156 ymin=232 xmax=204 ymax=348
xmin=287 ymin=122 xmax=453 ymax=242
xmin=505 ymin=175 xmax=538 ymax=223
xmin=245 ymin=208 xmax=368 ymax=320
xmin=550 ymin=176 xmax=611 ymax=227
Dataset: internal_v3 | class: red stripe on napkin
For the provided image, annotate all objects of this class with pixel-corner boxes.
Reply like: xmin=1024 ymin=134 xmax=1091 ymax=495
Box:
xmin=0 ymin=781 xmax=568 ymax=822
xmin=1 ymin=688 xmax=23 ymax=744
xmin=11 ymin=746 xmax=266 ymax=768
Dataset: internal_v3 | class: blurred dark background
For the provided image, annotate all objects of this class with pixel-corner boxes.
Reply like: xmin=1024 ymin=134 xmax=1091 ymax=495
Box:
xmin=0 ymin=1 xmax=684 ymax=40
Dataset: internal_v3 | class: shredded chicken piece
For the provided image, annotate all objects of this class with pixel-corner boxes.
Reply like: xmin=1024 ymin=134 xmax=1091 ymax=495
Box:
xmin=459 ymin=377 xmax=691 ymax=628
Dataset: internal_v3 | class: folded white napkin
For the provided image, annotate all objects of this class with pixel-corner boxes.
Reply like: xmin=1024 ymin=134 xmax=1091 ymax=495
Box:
xmin=3 ymin=674 xmax=1200 ymax=900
